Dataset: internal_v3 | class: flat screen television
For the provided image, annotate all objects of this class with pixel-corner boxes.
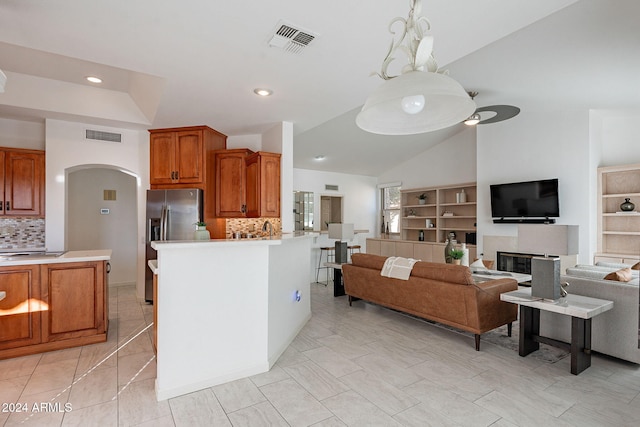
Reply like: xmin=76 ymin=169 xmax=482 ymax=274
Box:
xmin=490 ymin=178 xmax=559 ymax=223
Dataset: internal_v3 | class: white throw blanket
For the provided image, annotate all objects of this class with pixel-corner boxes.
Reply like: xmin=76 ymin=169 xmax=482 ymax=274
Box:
xmin=380 ymin=256 xmax=419 ymax=280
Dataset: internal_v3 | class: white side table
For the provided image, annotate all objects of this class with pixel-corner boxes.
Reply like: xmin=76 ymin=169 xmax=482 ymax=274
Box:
xmin=501 ymin=288 xmax=613 ymax=375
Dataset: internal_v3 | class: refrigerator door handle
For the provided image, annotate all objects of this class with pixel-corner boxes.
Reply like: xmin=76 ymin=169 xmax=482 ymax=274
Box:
xmin=160 ymin=205 xmax=168 ymax=240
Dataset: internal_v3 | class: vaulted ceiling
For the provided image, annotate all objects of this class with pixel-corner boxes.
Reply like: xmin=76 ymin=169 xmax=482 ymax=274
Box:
xmin=1 ymin=0 xmax=638 ymax=176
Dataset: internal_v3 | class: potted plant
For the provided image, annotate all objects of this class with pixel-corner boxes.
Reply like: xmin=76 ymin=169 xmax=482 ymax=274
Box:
xmin=194 ymin=221 xmax=207 ymax=231
xmin=417 ymin=193 xmax=427 ymax=205
xmin=449 ymin=249 xmax=465 ymax=265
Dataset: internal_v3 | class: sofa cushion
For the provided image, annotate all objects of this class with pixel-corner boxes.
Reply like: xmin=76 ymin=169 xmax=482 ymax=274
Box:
xmin=604 ymin=268 xmax=633 ymax=282
xmin=632 ymin=261 xmax=640 ymax=270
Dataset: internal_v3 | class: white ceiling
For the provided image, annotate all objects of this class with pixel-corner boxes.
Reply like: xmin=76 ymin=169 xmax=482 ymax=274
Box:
xmin=1 ymin=0 xmax=638 ymax=176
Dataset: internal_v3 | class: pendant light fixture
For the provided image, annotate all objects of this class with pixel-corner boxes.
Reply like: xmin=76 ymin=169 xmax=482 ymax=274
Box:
xmin=356 ymin=0 xmax=475 ymax=135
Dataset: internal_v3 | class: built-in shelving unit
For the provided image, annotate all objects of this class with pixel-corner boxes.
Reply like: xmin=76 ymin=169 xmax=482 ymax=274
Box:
xmin=596 ymin=163 xmax=640 ymax=263
xmin=401 ymin=183 xmax=477 ymax=244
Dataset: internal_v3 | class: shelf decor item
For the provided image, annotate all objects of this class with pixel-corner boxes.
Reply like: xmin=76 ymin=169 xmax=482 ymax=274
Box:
xmin=620 ymin=198 xmax=635 ymax=212
xmin=418 ymin=193 xmax=427 ymax=204
xmin=449 ymin=249 xmax=465 ymax=265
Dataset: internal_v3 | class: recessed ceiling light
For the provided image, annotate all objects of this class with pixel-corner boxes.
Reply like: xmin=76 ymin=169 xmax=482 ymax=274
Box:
xmin=314 ymin=155 xmax=325 ymax=161
xmin=86 ymin=76 xmax=102 ymax=84
xmin=253 ymin=88 xmax=273 ymax=97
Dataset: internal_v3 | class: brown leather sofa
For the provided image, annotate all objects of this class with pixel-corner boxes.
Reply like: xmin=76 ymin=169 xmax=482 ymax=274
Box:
xmin=342 ymin=253 xmax=518 ymax=350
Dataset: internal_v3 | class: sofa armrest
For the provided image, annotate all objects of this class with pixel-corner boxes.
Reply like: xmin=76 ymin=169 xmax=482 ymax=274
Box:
xmin=471 ymin=278 xmax=518 ymax=332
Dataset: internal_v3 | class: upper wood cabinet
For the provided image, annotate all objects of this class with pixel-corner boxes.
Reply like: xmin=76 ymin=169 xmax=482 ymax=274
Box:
xmin=215 ymin=149 xmax=254 ymax=217
xmin=0 ymin=148 xmax=45 ymax=217
xmin=246 ymin=152 xmax=281 ymax=218
xmin=149 ymin=126 xmax=227 ymax=188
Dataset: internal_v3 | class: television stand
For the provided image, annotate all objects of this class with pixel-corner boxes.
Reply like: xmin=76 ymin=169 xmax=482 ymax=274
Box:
xmin=493 ymin=217 xmax=555 ymax=224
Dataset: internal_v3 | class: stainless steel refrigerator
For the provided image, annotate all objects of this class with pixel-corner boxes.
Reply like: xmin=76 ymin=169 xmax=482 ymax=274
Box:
xmin=145 ymin=188 xmax=203 ymax=303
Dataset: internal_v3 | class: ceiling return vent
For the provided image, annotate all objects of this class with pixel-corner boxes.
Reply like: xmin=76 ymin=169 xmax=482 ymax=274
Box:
xmin=325 ymin=184 xmax=339 ymax=191
xmin=85 ymin=129 xmax=122 ymax=143
xmin=268 ymin=21 xmax=318 ymax=54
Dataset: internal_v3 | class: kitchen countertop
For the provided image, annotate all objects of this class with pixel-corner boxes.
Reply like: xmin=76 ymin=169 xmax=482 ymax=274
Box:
xmin=151 ymin=232 xmax=312 ymax=250
xmin=0 ymin=249 xmax=112 ymax=267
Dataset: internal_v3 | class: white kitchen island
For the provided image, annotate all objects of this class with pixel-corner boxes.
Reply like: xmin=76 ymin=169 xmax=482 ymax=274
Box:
xmin=151 ymin=233 xmax=312 ymax=401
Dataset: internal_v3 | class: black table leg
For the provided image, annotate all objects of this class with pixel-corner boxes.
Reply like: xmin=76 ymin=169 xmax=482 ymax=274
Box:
xmin=519 ymin=305 xmax=540 ymax=356
xmin=333 ymin=268 xmax=345 ymax=297
xmin=571 ymin=317 xmax=592 ymax=375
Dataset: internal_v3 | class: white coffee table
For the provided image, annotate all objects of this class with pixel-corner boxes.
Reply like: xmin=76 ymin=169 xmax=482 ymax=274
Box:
xmin=501 ymin=288 xmax=613 ymax=374
xmin=473 ymin=270 xmax=531 ymax=283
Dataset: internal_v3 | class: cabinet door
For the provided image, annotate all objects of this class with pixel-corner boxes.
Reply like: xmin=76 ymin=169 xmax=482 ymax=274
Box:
xmin=245 ymin=157 xmax=259 ymax=217
xmin=4 ymin=151 xmax=44 ymax=216
xmin=150 ymin=132 xmax=176 ymax=184
xmin=260 ymin=153 xmax=280 ymax=217
xmin=246 ymin=152 xmax=281 ymax=218
xmin=216 ymin=150 xmax=250 ymax=217
xmin=0 ymin=265 xmax=41 ymax=350
xmin=174 ymin=130 xmax=203 ymax=183
xmin=41 ymin=261 xmax=106 ymax=342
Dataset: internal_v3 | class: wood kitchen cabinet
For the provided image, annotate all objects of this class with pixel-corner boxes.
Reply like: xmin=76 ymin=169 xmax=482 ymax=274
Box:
xmin=246 ymin=151 xmax=281 ymax=218
xmin=0 ymin=265 xmax=41 ymax=351
xmin=0 ymin=258 xmax=110 ymax=360
xmin=214 ymin=148 xmax=254 ymax=217
xmin=40 ymin=261 xmax=108 ymax=343
xmin=149 ymin=125 xmax=227 ymax=188
xmin=0 ymin=148 xmax=45 ymax=217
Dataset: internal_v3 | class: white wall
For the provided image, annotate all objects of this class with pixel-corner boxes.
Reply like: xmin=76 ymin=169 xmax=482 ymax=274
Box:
xmin=67 ymin=168 xmax=137 ymax=285
xmin=377 ymin=127 xmax=477 ymax=188
xmin=293 ymin=168 xmax=377 ymax=281
xmin=0 ymin=118 xmax=45 ymax=150
xmin=477 ymin=110 xmax=592 ymax=262
xmin=45 ymin=119 xmax=149 ymax=296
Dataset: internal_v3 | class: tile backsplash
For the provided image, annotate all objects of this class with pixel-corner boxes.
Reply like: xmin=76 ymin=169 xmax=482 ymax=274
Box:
xmin=0 ymin=218 xmax=46 ymax=249
xmin=226 ymin=218 xmax=281 ymax=237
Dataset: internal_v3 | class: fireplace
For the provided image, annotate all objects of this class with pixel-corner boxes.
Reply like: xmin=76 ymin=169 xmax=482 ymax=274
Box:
xmin=497 ymin=251 xmax=547 ymax=274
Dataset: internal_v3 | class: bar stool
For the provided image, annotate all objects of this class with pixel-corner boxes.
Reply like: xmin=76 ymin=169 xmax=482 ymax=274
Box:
xmin=347 ymin=244 xmax=361 ymax=262
xmin=315 ymin=247 xmax=334 ymax=286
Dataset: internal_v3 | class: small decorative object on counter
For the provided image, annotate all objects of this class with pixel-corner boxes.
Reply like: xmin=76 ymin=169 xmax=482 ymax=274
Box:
xmin=385 ymin=222 xmax=390 ymax=237
xmin=418 ymin=230 xmax=424 ymax=241
xmin=444 ymin=238 xmax=454 ymax=263
xmin=461 ymin=243 xmax=469 ymax=266
xmin=193 ymin=222 xmax=210 ymax=240
xmin=620 ymin=198 xmax=635 ymax=212
xmin=449 ymin=248 xmax=465 ymax=265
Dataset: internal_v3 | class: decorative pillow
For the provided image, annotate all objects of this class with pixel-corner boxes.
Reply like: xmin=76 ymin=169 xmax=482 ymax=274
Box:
xmin=632 ymin=262 xmax=640 ymax=270
xmin=470 ymin=258 xmax=488 ymax=271
xmin=604 ymin=268 xmax=633 ymax=282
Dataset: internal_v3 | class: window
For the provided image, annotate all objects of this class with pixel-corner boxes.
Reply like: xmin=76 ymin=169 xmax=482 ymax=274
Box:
xmin=381 ymin=185 xmax=401 ymax=233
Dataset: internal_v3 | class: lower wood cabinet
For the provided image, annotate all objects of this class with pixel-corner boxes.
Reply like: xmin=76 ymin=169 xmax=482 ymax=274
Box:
xmin=0 ymin=260 xmax=108 ymax=360
xmin=0 ymin=265 xmax=41 ymax=350
xmin=41 ymin=261 xmax=107 ymax=342
xmin=366 ymin=238 xmax=476 ymax=264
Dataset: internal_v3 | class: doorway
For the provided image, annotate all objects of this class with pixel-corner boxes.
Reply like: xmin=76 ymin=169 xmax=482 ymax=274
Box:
xmin=66 ymin=167 xmax=137 ymax=286
xmin=320 ymin=196 xmax=342 ymax=230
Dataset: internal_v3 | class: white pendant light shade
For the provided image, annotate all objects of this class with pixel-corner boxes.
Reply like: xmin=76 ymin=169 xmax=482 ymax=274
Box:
xmin=356 ymin=71 xmax=476 ymax=135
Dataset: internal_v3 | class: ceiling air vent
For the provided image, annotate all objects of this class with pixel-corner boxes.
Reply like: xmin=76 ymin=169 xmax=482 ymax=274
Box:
xmin=268 ymin=21 xmax=318 ymax=54
xmin=86 ymin=129 xmax=122 ymax=143
xmin=325 ymin=184 xmax=339 ymax=191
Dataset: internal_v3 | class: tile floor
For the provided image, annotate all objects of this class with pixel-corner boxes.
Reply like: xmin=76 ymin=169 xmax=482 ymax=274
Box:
xmin=1 ymin=283 xmax=640 ymax=426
